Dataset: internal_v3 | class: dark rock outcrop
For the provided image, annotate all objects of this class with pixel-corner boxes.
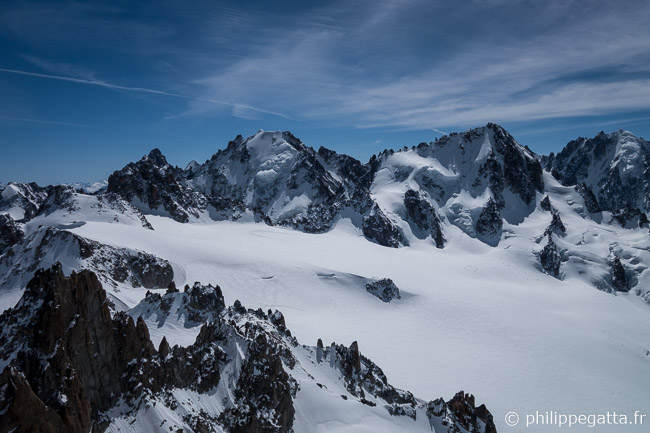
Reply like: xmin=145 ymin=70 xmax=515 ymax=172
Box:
xmin=427 ymin=391 xmax=497 ymax=433
xmin=107 ymin=148 xmax=207 ymax=223
xmin=1 ymin=265 xmax=497 ymax=433
xmin=611 ymin=205 xmax=649 ymax=229
xmin=540 ymin=195 xmax=552 ymax=212
xmin=476 ymin=198 xmax=503 ymax=241
xmin=0 ymin=265 xmax=295 ymax=433
xmin=0 ymin=264 xmax=155 ymax=433
xmin=319 ymin=340 xmax=418 ymax=416
xmin=544 ymin=212 xmax=566 ymax=237
xmin=540 ymin=235 xmax=562 ymax=278
xmin=403 ymin=189 xmax=445 ymax=248
xmin=574 ymin=183 xmax=601 ymax=214
xmin=362 ymin=205 xmax=408 ymax=248
xmin=488 ymin=123 xmax=544 ymax=206
xmin=0 ymin=213 xmax=23 ymax=253
xmin=611 ymin=256 xmax=629 ymax=292
xmin=365 ymin=278 xmax=401 ymax=302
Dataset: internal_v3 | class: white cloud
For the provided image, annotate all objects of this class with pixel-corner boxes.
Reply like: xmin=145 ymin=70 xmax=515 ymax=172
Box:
xmin=180 ymin=0 xmax=650 ymax=129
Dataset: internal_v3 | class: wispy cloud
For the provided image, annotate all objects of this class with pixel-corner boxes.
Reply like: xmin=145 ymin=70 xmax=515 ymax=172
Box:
xmin=1 ymin=0 xmax=649 ymax=134
xmin=180 ymin=0 xmax=650 ymax=130
xmin=0 ymin=68 xmax=291 ymax=119
xmin=0 ymin=114 xmax=94 ymax=128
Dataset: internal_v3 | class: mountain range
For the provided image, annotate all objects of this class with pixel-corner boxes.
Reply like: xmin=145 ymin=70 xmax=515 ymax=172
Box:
xmin=1 ymin=124 xmax=649 ymax=432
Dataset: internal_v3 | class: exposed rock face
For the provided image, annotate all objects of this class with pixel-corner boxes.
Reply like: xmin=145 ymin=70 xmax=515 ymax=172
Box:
xmin=540 ymin=195 xmax=552 ymax=212
xmin=0 ymin=265 xmax=296 ymax=433
xmin=488 ymin=123 xmax=544 ymax=206
xmin=362 ymin=205 xmax=408 ymax=248
xmin=611 ymin=256 xmax=629 ymax=292
xmin=574 ymin=183 xmax=601 ymax=214
xmin=365 ymin=278 xmax=401 ymax=302
xmin=132 ymin=281 xmax=225 ymax=326
xmin=316 ymin=340 xmax=496 ymax=432
xmin=403 ymin=189 xmax=445 ymax=248
xmin=611 ymin=205 xmax=649 ymax=229
xmin=540 ymin=235 xmax=562 ymax=278
xmin=0 ymin=226 xmax=173 ymax=291
xmin=0 ymin=367 xmax=69 ymax=433
xmin=476 ymin=198 xmax=503 ymax=241
xmin=107 ymin=148 xmax=207 ymax=223
xmin=427 ymin=391 xmax=497 ymax=433
xmin=0 ymin=264 xmax=155 ymax=433
xmin=319 ymin=340 xmax=417 ymax=413
xmin=546 ymin=130 xmax=650 ymax=212
xmin=0 ymin=266 xmax=497 ymax=433
xmin=544 ymin=212 xmax=566 ymax=237
xmin=0 ymin=214 xmax=23 ymax=254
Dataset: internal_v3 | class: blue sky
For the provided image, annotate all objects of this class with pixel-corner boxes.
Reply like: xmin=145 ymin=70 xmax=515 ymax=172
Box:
xmin=1 ymin=0 xmax=650 ymax=185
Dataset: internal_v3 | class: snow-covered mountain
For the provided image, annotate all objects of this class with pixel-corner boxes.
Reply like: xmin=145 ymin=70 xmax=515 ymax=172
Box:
xmin=1 ymin=124 xmax=650 ymax=432
xmin=545 ymin=129 xmax=650 ymax=214
xmin=104 ymin=124 xmax=544 ymax=249
xmin=106 ymin=131 xmax=375 ymax=234
xmin=369 ymin=123 xmax=543 ymax=246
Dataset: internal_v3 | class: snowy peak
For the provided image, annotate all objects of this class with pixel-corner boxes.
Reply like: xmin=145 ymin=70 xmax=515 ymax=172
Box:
xmin=546 ymin=129 xmax=650 ymax=211
xmin=370 ymin=123 xmax=543 ymax=246
xmin=244 ymin=129 xmax=308 ymax=155
xmin=191 ymin=130 xmax=357 ymax=231
xmin=422 ymin=123 xmax=543 ymax=204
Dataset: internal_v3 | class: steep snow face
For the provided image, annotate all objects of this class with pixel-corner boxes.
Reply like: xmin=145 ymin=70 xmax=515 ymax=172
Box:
xmin=371 ymin=123 xmax=543 ymax=244
xmin=546 ymin=130 xmax=650 ymax=211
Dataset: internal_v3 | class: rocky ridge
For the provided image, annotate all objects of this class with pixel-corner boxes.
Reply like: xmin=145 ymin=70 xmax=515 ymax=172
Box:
xmin=0 ymin=226 xmax=173 ymax=293
xmin=0 ymin=265 xmax=497 ymax=433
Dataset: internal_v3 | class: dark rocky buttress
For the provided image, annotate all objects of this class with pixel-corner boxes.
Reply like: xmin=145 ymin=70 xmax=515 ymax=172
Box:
xmin=0 ymin=265 xmax=295 ymax=433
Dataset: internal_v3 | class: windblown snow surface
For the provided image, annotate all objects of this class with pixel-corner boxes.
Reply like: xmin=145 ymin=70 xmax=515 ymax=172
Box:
xmin=44 ymin=183 xmax=650 ymax=432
